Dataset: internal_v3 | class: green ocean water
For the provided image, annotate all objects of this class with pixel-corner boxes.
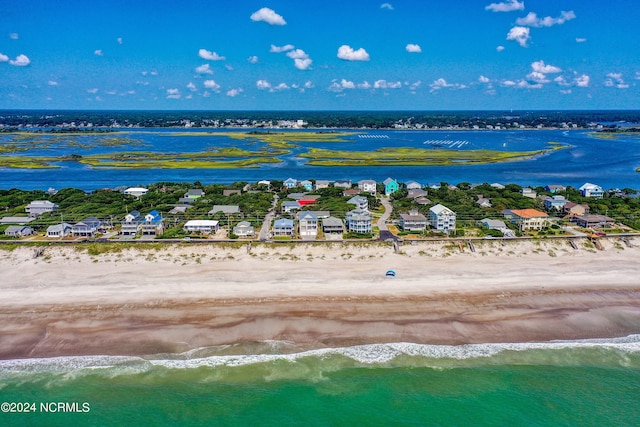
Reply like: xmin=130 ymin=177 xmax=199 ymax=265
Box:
xmin=1 ymin=339 xmax=640 ymax=426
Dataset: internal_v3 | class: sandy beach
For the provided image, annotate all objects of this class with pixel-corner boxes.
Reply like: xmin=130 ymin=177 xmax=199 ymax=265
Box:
xmin=1 ymin=237 xmax=640 ymax=359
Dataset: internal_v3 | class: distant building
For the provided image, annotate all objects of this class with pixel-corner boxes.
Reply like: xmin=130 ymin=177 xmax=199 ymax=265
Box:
xmin=208 ymin=205 xmax=241 ymax=215
xmin=405 ymin=180 xmax=422 ymax=190
xmin=383 ymin=178 xmax=399 ymax=196
xmin=25 ymin=200 xmax=58 ymax=217
xmin=281 ymin=201 xmax=300 ymax=213
xmin=545 ymin=185 xmax=566 ymax=193
xmin=334 ymin=179 xmax=352 ymax=189
xmin=544 ymin=195 xmax=568 ymax=211
xmin=429 ymin=204 xmax=456 ymax=233
xmin=575 ymin=214 xmax=614 ymax=229
xmin=222 ymin=189 xmax=241 ymax=197
xmin=579 ymin=183 xmax=604 ymax=198
xmin=315 ymin=180 xmax=330 ymax=190
xmin=124 ymin=187 xmax=149 ymax=198
xmin=521 ymin=188 xmax=537 ymax=199
xmin=347 ymin=195 xmax=369 ymax=211
xmin=357 ymin=179 xmax=377 ymax=196
xmin=72 ymin=217 xmax=102 ymax=237
xmin=284 ymin=178 xmax=298 ymax=189
xmin=300 ymin=180 xmax=313 ymax=192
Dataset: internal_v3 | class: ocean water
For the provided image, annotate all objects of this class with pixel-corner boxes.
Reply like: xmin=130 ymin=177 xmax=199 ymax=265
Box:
xmin=1 ymin=337 xmax=640 ymax=426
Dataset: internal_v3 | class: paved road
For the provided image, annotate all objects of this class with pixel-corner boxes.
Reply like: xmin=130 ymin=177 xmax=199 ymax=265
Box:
xmin=258 ymin=195 xmax=278 ymax=241
xmin=377 ymin=196 xmax=399 ymax=242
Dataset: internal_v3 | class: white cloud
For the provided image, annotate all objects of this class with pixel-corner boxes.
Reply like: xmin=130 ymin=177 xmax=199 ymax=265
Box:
xmin=9 ymin=33 xmax=19 ymax=40
xmin=247 ymin=56 xmax=259 ymax=64
xmin=136 ymin=80 xmax=149 ymax=86
xmin=203 ymin=91 xmax=211 ymax=98
xmin=531 ymin=60 xmax=562 ymax=74
xmin=225 ymin=64 xmax=234 ymax=71
xmin=409 ymin=80 xmax=421 ymax=91
xmin=516 ymin=80 xmax=542 ymax=89
xmin=406 ymin=43 xmax=422 ymax=53
xmin=226 ymin=88 xmax=243 ymax=97
xmin=506 ymin=26 xmax=530 ymax=47
xmin=87 ymin=88 xmax=99 ymax=94
xmin=337 ymin=45 xmax=370 ymax=61
xmin=0 ymin=53 xmax=8 ymax=62
xmin=605 ymin=73 xmax=628 ymax=89
xmin=250 ymin=7 xmax=286 ymax=25
xmin=485 ymin=0 xmax=524 ymax=12
xmin=576 ymin=37 xmax=587 ymax=43
xmin=8 ymin=54 xmax=30 ymax=66
xmin=199 ymin=49 xmax=225 ymax=61
xmin=286 ymin=49 xmax=312 ymax=70
xmin=195 ymin=64 xmax=213 ymax=74
xmin=496 ymin=45 xmax=505 ymax=52
xmin=374 ymin=79 xmax=401 ymax=89
xmin=204 ymin=80 xmax=220 ymax=91
xmin=560 ymin=89 xmax=572 ymax=94
xmin=516 ymin=10 xmax=576 ymax=28
xmin=381 ymin=3 xmax=394 ymax=10
xmin=575 ymin=74 xmax=590 ymax=87
xmin=526 ymin=71 xmax=549 ymax=84
xmin=106 ymin=90 xmax=117 ymax=95
xmin=117 ymin=37 xmax=123 ymax=45
xmin=187 ymin=82 xmax=197 ymax=91
xmin=479 ymin=75 xmax=490 ymax=83
xmin=166 ymin=88 xmax=181 ymax=99
xmin=256 ymin=80 xmax=271 ymax=90
xmin=341 ymin=79 xmax=355 ymax=89
xmin=304 ymin=81 xmax=314 ymax=89
xmin=47 ymin=80 xmax=58 ymax=86
xmin=94 ymin=49 xmax=103 ymax=56
xmin=554 ymin=76 xmax=570 ymax=86
xmin=501 ymin=80 xmax=517 ymax=87
xmin=430 ymin=78 xmax=467 ymax=92
xmin=273 ymin=83 xmax=289 ymax=91
xmin=270 ymin=44 xmax=295 ymax=53
xmin=358 ymin=81 xmax=371 ymax=89
xmin=635 ymin=72 xmax=640 ymax=80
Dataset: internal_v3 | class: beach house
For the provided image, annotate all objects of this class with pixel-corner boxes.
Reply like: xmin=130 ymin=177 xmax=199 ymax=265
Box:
xmin=574 ymin=214 xmax=614 ymax=229
xmin=179 ymin=189 xmax=205 ymax=204
xmin=545 ymin=185 xmax=566 ymax=193
xmin=347 ymin=195 xmax=369 ymax=211
xmin=429 ymin=204 xmax=456 ymax=233
xmin=357 ymin=179 xmax=377 ymax=196
xmin=4 ymin=225 xmax=34 ymax=238
xmin=315 ymin=180 xmax=330 ymax=190
xmin=121 ymin=210 xmax=142 ymax=236
xmin=346 ymin=209 xmax=372 ymax=233
xmin=399 ymin=211 xmax=427 ymax=231
xmin=579 ymin=183 xmax=604 ymax=198
xmin=405 ymin=180 xmax=422 ymax=190
xmin=300 ymin=180 xmax=313 ymax=191
xmin=544 ymin=195 xmax=569 ymax=211
xmin=322 ymin=216 xmax=344 ymax=234
xmin=183 ymin=220 xmax=219 ymax=234
xmin=46 ymin=223 xmax=72 ymax=238
xmin=72 ymin=217 xmax=102 ymax=237
xmin=284 ymin=178 xmax=298 ymax=189
xmin=25 ymin=200 xmax=58 ymax=217
xmin=334 ymin=179 xmax=352 ymax=189
xmin=233 ymin=221 xmax=255 ymax=238
xmin=281 ymin=201 xmax=300 ymax=213
xmin=383 ymin=178 xmax=399 ymax=196
xmin=507 ymin=209 xmax=549 ymax=231
xmin=563 ymin=202 xmax=589 ymax=217
xmin=521 ymin=188 xmax=537 ymax=199
xmin=141 ymin=210 xmax=163 ymax=236
xmin=298 ymin=211 xmax=318 ymax=238
xmin=208 ymin=205 xmax=241 ymax=215
xmin=272 ymin=218 xmax=294 ymax=237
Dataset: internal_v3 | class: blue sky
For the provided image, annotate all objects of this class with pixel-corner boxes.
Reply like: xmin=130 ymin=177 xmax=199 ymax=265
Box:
xmin=0 ymin=0 xmax=638 ymax=110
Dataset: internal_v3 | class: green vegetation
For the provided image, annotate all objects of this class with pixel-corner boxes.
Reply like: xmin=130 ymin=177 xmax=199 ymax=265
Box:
xmin=300 ymin=143 xmax=566 ymax=167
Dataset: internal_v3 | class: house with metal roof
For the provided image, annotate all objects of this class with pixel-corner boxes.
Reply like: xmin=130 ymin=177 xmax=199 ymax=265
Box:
xmin=429 ymin=204 xmax=456 ymax=233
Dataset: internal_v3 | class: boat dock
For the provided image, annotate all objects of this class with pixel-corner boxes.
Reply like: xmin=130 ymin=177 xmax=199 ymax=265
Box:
xmin=423 ymin=139 xmax=469 ymax=148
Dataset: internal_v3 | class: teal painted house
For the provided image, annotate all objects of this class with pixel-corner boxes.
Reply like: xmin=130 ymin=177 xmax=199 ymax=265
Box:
xmin=383 ymin=177 xmax=399 ymax=196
